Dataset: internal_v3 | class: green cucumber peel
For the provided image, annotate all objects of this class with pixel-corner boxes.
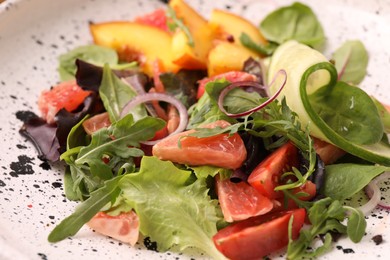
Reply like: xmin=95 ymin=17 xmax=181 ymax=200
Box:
xmin=299 ymin=62 xmax=390 ymax=165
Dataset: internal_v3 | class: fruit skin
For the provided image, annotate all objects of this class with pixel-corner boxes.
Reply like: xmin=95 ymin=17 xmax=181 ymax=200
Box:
xmin=248 ymin=142 xmax=299 ymax=199
xmin=87 ymin=211 xmax=140 ymax=246
xmin=169 ymin=0 xmax=216 ymax=69
xmin=89 ymin=21 xmax=179 ymax=75
xmin=207 ymin=41 xmax=259 ymax=76
xmin=134 ymin=8 xmax=169 ymax=32
xmin=152 ymin=120 xmax=247 ymax=169
xmin=38 ymin=80 xmax=91 ymax=124
xmin=209 ymin=9 xmax=268 ymax=46
xmin=213 ymin=208 xmax=306 ymax=260
xmin=215 ymin=175 xmax=273 ymax=222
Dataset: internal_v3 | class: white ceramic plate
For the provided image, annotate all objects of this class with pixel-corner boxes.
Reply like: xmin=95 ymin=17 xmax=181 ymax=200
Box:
xmin=1 ymin=0 xmax=389 ymax=259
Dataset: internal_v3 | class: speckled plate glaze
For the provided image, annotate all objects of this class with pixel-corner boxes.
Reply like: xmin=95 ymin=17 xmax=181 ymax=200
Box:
xmin=0 ymin=0 xmax=389 ymax=259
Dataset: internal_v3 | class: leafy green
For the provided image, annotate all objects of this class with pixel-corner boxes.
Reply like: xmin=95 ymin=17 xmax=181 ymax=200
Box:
xmin=76 ymin=115 xmax=165 ymax=166
xmin=166 ymin=6 xmax=194 ymax=47
xmin=190 ymin=165 xmax=231 ymax=180
xmin=58 ymin=45 xmax=136 ymax=81
xmin=322 ymin=164 xmax=389 ymax=200
xmin=286 ymin=197 xmax=366 ymax=259
xmin=240 ymin=32 xmax=278 ymax=56
xmin=260 ymin=2 xmax=325 ymax=49
xmin=159 ymin=70 xmax=206 ymax=108
xmin=61 ymin=115 xmax=165 ymax=200
xmin=296 ymin=61 xmax=390 ymax=165
xmin=48 ymin=175 xmax=123 ymax=242
xmin=119 ymin=157 xmax=225 ymax=259
xmin=187 ymin=80 xmax=235 ymax=128
xmin=372 ymin=96 xmax=390 ymax=133
xmin=332 ymin=40 xmax=368 ymax=84
xmin=99 ymin=64 xmax=147 ymax=123
xmin=310 ymin=81 xmax=384 ymax=145
xmin=345 ymin=206 xmax=366 ymax=243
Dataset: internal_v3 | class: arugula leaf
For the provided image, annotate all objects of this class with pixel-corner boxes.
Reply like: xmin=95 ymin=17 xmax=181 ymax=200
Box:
xmin=166 ymin=6 xmax=194 ymax=47
xmin=62 ymin=115 xmax=165 ymax=200
xmin=48 ymin=175 xmax=123 ymax=242
xmin=99 ymin=64 xmax=147 ymax=123
xmin=187 ymin=80 xmax=235 ymax=129
xmin=322 ymin=164 xmax=389 ymax=200
xmin=332 ymin=40 xmax=368 ymax=84
xmin=119 ymin=157 xmax=225 ymax=259
xmin=76 ymin=115 xmax=165 ymax=165
xmin=287 ymin=197 xmax=365 ymax=259
xmin=344 ymin=206 xmax=366 ymax=243
xmin=240 ymin=32 xmax=277 ymax=56
xmin=260 ymin=2 xmax=325 ymax=49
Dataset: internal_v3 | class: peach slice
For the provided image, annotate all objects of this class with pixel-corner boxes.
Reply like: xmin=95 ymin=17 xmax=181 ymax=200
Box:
xmin=209 ymin=9 xmax=267 ymax=46
xmin=169 ymin=0 xmax=216 ymax=69
xmin=207 ymin=41 xmax=259 ymax=76
xmin=89 ymin=21 xmax=179 ymax=75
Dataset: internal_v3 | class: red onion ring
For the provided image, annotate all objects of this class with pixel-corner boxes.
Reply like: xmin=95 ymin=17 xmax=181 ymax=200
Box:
xmin=359 ymin=171 xmax=390 ymax=215
xmin=120 ymin=92 xmax=188 ymax=145
xmin=217 ymin=69 xmax=287 ymax=118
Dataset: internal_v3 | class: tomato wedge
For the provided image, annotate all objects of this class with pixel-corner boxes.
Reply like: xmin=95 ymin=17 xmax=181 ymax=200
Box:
xmin=87 ymin=211 xmax=140 ymax=246
xmin=38 ymin=80 xmax=91 ymax=124
xmin=216 ymin=175 xmax=273 ymax=222
xmin=197 ymin=71 xmax=257 ymax=99
xmin=82 ymin=112 xmax=111 ymax=135
xmin=248 ymin=142 xmax=299 ymax=199
xmin=213 ymin=208 xmax=306 ymax=260
xmin=152 ymin=120 xmax=247 ymax=169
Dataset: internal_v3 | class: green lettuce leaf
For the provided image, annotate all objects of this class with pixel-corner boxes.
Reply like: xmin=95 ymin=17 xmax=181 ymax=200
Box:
xmin=119 ymin=156 xmax=225 ymax=259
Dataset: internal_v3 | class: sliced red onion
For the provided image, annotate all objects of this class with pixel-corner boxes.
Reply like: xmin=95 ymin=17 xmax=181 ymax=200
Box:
xmin=360 ymin=179 xmax=381 ymax=216
xmin=367 ymin=172 xmax=390 ymax=210
xmin=360 ymin=171 xmax=390 ymax=215
xmin=122 ymin=76 xmax=158 ymax=118
xmin=120 ymin=92 xmax=188 ymax=145
xmin=218 ymin=69 xmax=287 ymax=118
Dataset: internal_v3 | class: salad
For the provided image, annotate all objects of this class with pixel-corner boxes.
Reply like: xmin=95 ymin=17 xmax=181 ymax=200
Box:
xmin=17 ymin=0 xmax=390 ymax=259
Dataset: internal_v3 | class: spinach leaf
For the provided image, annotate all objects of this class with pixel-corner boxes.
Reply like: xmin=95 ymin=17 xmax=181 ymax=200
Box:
xmin=48 ymin=175 xmax=123 ymax=242
xmin=322 ymin=163 xmax=389 ymax=200
xmin=310 ymin=81 xmax=383 ymax=145
xmin=372 ymin=96 xmax=390 ymax=133
xmin=58 ymin=45 xmax=136 ymax=81
xmin=99 ymin=64 xmax=147 ymax=123
xmin=260 ymin=2 xmax=325 ymax=49
xmin=332 ymin=40 xmax=368 ymax=85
